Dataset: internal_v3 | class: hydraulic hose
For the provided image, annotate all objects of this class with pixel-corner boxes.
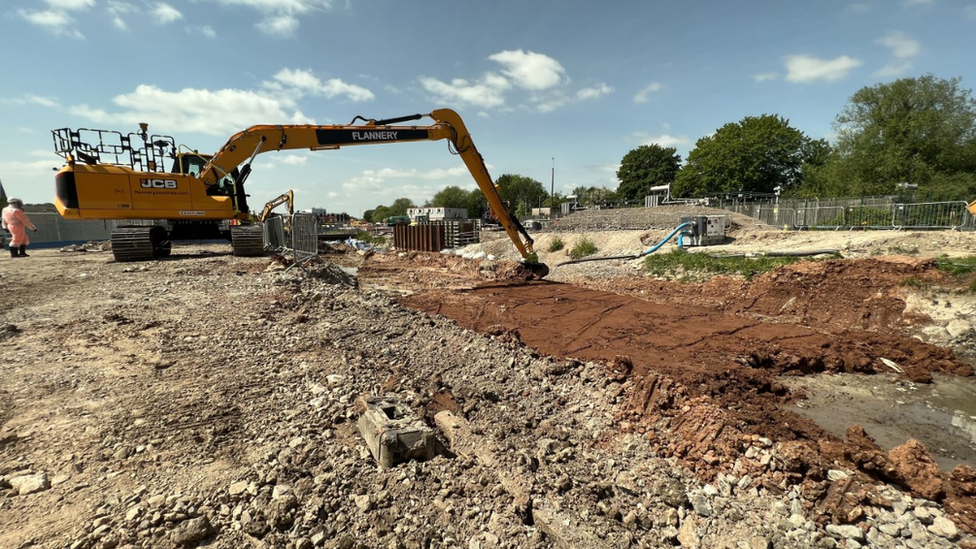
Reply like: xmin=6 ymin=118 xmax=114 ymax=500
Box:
xmin=556 ymin=221 xmax=693 ymax=267
xmin=640 ymin=222 xmax=692 ymax=257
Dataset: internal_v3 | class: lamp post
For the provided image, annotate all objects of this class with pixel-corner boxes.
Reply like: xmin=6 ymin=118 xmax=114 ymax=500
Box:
xmin=550 ymin=157 xmax=555 ymax=218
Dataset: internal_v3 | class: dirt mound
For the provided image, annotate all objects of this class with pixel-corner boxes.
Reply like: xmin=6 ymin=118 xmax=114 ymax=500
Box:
xmin=392 ymin=257 xmax=976 ymax=533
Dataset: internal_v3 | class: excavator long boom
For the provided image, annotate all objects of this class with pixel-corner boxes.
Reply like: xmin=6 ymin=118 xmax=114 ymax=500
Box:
xmin=198 ymin=109 xmax=546 ymax=276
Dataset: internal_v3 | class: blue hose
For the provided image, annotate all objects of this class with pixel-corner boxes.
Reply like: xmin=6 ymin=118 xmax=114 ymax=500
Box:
xmin=555 ymin=221 xmax=694 ymax=266
xmin=639 ymin=222 xmax=692 ymax=257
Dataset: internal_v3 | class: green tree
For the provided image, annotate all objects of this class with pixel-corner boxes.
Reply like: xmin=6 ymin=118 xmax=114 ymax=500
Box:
xmin=673 ymin=114 xmax=827 ymax=198
xmin=370 ymin=206 xmax=392 ymax=223
xmin=496 ymin=174 xmax=548 ymax=217
xmin=806 ymin=75 xmax=976 ymax=199
xmin=388 ymin=197 xmax=415 ymax=216
xmin=616 ymin=145 xmax=682 ymax=201
xmin=362 ymin=208 xmax=375 ymax=222
xmin=465 ymin=189 xmax=487 ymax=219
xmin=431 ymin=185 xmax=470 ymax=209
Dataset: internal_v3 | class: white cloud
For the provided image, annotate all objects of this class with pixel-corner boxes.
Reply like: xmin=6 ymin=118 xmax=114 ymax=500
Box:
xmin=630 ymin=131 xmax=692 ymax=148
xmin=633 ymin=82 xmax=662 ymax=103
xmin=966 ymin=5 xmax=976 ymax=19
xmin=0 ymin=159 xmax=62 ymax=180
xmin=18 ymin=9 xmax=84 ymax=38
xmin=69 ymin=84 xmax=309 ymax=136
xmin=1 ymin=94 xmax=60 ymax=108
xmin=876 ymin=31 xmax=920 ymax=59
xmin=904 ymin=0 xmax=935 ymax=5
xmin=753 ymin=72 xmax=778 ymax=82
xmin=272 ymin=68 xmax=375 ymax=102
xmin=488 ymin=50 xmax=566 ymax=90
xmin=278 ymin=154 xmax=307 ymax=165
xmin=107 ymin=1 xmax=135 ymax=30
xmin=217 ymin=0 xmax=332 ymax=11
xmin=534 ymin=92 xmax=569 ymax=113
xmin=341 ymin=166 xmax=472 ymax=195
xmin=44 ymin=0 xmax=93 ymax=9
xmin=874 ymin=31 xmax=920 ymax=78
xmin=217 ymin=0 xmax=334 ymax=37
xmin=259 ymin=15 xmax=299 ymax=36
xmin=152 ymin=3 xmax=183 ymax=24
xmin=420 ymin=49 xmax=599 ymax=113
xmin=576 ymin=83 xmax=613 ymax=101
xmin=784 ymin=54 xmax=862 ymax=83
xmin=419 ymin=75 xmax=509 ymax=109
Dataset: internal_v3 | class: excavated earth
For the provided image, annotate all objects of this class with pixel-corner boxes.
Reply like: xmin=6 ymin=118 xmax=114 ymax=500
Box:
xmin=2 ymin=220 xmax=976 ymax=549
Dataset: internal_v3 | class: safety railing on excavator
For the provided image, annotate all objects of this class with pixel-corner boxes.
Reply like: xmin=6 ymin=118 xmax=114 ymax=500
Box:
xmin=51 ymin=127 xmax=176 ymax=173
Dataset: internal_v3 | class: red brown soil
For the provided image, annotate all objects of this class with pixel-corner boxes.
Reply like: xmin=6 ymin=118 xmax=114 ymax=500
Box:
xmin=358 ymin=252 xmax=976 ymax=531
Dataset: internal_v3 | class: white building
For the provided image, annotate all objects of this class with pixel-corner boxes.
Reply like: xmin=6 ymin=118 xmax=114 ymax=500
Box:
xmin=407 ymin=207 xmax=468 ymax=221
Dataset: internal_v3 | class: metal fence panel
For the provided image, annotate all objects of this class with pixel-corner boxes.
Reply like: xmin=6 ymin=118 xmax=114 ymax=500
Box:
xmin=291 ymin=212 xmax=318 ymax=260
xmin=263 ymin=216 xmax=287 ymax=251
xmin=793 ymin=206 xmax=846 ymax=229
xmin=891 ymin=201 xmax=970 ymax=229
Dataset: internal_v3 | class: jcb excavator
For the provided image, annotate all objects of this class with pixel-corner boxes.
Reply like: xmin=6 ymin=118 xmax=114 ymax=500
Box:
xmin=51 ymin=109 xmax=548 ymax=277
xmin=258 ymin=190 xmax=295 ymax=222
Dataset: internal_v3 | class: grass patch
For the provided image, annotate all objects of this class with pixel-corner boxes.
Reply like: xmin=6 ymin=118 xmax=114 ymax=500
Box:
xmin=569 ymin=238 xmax=598 ymax=259
xmin=887 ymin=245 xmax=919 ymax=256
xmin=642 ymin=248 xmax=805 ymax=281
xmin=899 ymin=277 xmax=930 ymax=290
xmin=355 ymin=231 xmax=387 ymax=246
xmin=934 ymin=255 xmax=976 ymax=276
xmin=548 ymin=237 xmax=565 ymax=253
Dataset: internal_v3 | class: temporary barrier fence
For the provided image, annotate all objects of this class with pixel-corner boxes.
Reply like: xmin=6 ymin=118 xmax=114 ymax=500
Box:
xmin=291 ymin=212 xmax=319 ymax=261
xmin=788 ymin=201 xmax=972 ymax=230
xmin=263 ymin=216 xmax=287 ymax=251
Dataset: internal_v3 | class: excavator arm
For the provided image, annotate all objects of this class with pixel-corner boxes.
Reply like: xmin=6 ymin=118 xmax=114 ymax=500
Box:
xmin=259 ymin=190 xmax=295 ymax=222
xmin=198 ymin=109 xmax=547 ymax=277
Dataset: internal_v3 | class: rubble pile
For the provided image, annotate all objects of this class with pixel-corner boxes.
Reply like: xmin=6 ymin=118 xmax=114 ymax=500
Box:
xmin=0 ymin=248 xmax=973 ymax=548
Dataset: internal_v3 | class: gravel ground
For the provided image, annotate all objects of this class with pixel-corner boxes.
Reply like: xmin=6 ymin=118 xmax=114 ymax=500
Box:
xmin=0 ymin=243 xmax=973 ymax=548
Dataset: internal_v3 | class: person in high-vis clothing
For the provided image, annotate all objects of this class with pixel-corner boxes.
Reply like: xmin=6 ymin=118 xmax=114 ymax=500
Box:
xmin=1 ymin=198 xmax=37 ymax=258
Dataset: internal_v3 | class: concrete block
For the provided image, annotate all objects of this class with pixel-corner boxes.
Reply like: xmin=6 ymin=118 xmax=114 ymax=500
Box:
xmin=356 ymin=396 xmax=437 ymax=468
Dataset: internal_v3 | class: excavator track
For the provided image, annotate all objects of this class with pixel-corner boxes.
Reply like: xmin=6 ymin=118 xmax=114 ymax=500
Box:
xmin=111 ymin=226 xmax=172 ymax=262
xmin=231 ymin=224 xmax=265 ymax=257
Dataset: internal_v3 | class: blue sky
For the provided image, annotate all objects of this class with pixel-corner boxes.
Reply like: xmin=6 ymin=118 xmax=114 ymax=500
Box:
xmin=1 ymin=0 xmax=974 ymax=216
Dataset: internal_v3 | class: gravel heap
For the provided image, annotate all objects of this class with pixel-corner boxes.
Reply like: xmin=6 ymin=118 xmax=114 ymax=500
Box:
xmin=0 ymin=253 xmax=969 ymax=548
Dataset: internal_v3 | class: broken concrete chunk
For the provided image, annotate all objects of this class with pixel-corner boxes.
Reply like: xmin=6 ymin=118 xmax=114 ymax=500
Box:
xmin=356 ymin=395 xmax=438 ymax=468
xmin=9 ymin=472 xmax=50 ymax=495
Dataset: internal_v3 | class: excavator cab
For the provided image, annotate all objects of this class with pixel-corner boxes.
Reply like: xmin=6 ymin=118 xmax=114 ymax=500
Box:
xmin=173 ymin=153 xmax=242 ymax=203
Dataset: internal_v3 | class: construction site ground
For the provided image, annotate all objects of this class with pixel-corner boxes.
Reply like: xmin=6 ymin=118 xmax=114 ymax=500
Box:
xmin=3 ymin=207 xmax=976 ymax=549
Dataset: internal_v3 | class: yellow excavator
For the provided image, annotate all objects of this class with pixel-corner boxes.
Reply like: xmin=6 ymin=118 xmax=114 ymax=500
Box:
xmin=258 ymin=190 xmax=295 ymax=222
xmin=51 ymin=109 xmax=548 ymax=277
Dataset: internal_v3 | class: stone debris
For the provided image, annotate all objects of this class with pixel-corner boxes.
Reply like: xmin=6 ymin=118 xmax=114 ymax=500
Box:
xmin=0 ymin=244 xmax=974 ymax=549
xmin=8 ymin=472 xmax=50 ymax=495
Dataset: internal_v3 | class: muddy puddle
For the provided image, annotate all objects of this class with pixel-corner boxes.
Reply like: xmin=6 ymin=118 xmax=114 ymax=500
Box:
xmin=784 ymin=373 xmax=976 ymax=470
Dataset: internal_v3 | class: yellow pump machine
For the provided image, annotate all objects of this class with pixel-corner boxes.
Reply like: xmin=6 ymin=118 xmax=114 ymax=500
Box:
xmin=52 ymin=109 xmax=548 ymax=277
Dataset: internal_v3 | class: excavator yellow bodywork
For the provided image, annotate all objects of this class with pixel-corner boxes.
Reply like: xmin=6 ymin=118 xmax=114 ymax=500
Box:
xmin=52 ymin=109 xmax=547 ymax=276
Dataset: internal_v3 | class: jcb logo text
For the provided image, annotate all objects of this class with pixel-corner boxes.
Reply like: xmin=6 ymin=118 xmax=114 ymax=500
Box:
xmin=140 ymin=179 xmax=178 ymax=189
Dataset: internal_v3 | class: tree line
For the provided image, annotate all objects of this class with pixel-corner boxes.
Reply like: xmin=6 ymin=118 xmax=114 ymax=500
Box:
xmin=365 ymin=74 xmax=976 ymax=223
xmin=619 ymin=75 xmax=976 ymax=202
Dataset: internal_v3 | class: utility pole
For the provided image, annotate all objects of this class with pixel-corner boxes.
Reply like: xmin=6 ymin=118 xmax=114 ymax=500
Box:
xmin=550 ymin=157 xmax=555 ymax=218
